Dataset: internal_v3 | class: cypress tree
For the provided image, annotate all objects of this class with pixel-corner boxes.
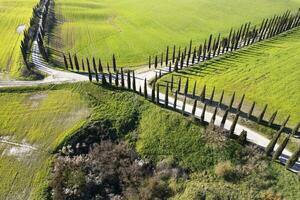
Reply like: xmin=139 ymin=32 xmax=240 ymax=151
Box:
xmin=286 ymin=145 xmax=300 ymax=169
xmin=139 ymin=86 xmax=142 ymax=96
xmin=165 ymin=83 xmax=169 ymax=107
xmin=192 ymin=47 xmax=197 ymax=64
xmin=192 ymin=99 xmax=197 ymax=116
xmin=170 ymin=75 xmax=174 ymax=90
xmin=69 ymin=53 xmax=74 ymax=70
xmin=149 ymin=56 xmax=151 ymax=69
xmin=156 ymin=83 xmax=160 ymax=104
xmin=93 ymin=60 xmax=99 ymax=82
xmin=107 ymin=62 xmax=110 ymax=72
xmin=151 ymin=83 xmax=156 ymax=102
xmin=237 ymin=94 xmax=245 ymax=112
xmin=169 ymin=62 xmax=172 ymax=72
xmin=174 ymin=58 xmax=179 ymax=72
xmin=184 ymin=78 xmax=189 ymax=96
xmin=200 ymin=85 xmax=206 ymax=102
xmin=74 ymin=55 xmax=80 ymax=71
xmin=81 ymin=59 xmax=85 ymax=71
xmin=155 ymin=55 xmax=158 ymax=69
xmin=200 ymin=103 xmax=207 ymax=123
xmin=207 ymin=34 xmax=213 ymax=52
xmin=173 ymin=90 xmax=178 ymax=110
xmin=221 ymin=109 xmax=230 ymax=128
xmin=268 ymin=111 xmax=278 ymax=126
xmin=109 ymin=72 xmax=112 ymax=85
xmin=132 ymin=71 xmax=136 ymax=92
xmin=112 ymin=54 xmax=117 ymax=72
xmin=182 ymin=96 xmax=187 ymax=115
xmin=161 ymin=53 xmax=163 ymax=66
xmin=209 ymin=87 xmax=215 ymax=104
xmin=228 ymin=92 xmax=235 ymax=109
xmin=248 ymin=101 xmax=256 ymax=118
xmin=86 ymin=58 xmax=92 ymax=82
xmin=165 ymin=46 xmax=169 ymax=66
xmin=178 ymin=77 xmax=182 ymax=93
xmin=265 ymin=115 xmax=290 ymax=156
xmin=63 ymin=54 xmax=68 ymax=70
xmin=159 ymin=70 xmax=162 ymax=78
xmin=98 ymin=59 xmax=103 ymax=72
xmin=121 ymin=68 xmax=125 ymax=88
xmin=172 ymin=45 xmax=176 ymax=63
xmin=144 ymin=78 xmax=148 ymax=99
xmin=127 ymin=70 xmax=131 ymax=90
xmin=115 ymin=71 xmax=119 ymax=86
xmin=203 ymin=40 xmax=207 ymax=60
xmin=101 ymin=72 xmax=107 ymax=85
xmin=229 ymin=113 xmax=240 ymax=138
xmin=258 ymin=104 xmax=268 ymax=123
xmin=218 ymin=90 xmax=224 ymax=107
xmin=197 ymin=44 xmax=202 ymax=62
xmin=192 ymin=81 xmax=197 ymax=98
xmin=180 ymin=52 xmax=184 ymax=69
xmin=211 ymin=106 xmax=218 ymax=124
xmin=188 ymin=40 xmax=192 ymax=57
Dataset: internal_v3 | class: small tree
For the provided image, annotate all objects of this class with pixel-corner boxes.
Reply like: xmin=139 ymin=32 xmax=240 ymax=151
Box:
xmin=268 ymin=111 xmax=278 ymax=126
xmin=115 ymin=71 xmax=119 ymax=86
xmin=151 ymin=83 xmax=155 ymax=102
xmin=93 ymin=61 xmax=99 ymax=82
xmin=155 ymin=55 xmax=158 ymax=69
xmin=248 ymin=101 xmax=256 ymax=118
xmin=218 ymin=90 xmax=224 ymax=107
xmin=286 ymin=145 xmax=300 ymax=169
xmin=101 ymin=72 xmax=107 ymax=85
xmin=165 ymin=83 xmax=169 ymax=107
xmin=74 ymin=54 xmax=80 ymax=71
xmin=265 ymin=115 xmax=290 ymax=156
xmin=238 ymin=130 xmax=248 ymax=145
xmin=132 ymin=71 xmax=136 ymax=92
xmin=182 ymin=97 xmax=186 ymax=115
xmin=170 ymin=75 xmax=174 ymax=91
xmin=209 ymin=87 xmax=215 ymax=104
xmin=192 ymin=81 xmax=197 ymax=98
xmin=81 ymin=59 xmax=85 ymax=71
xmin=228 ymin=92 xmax=235 ymax=109
xmin=149 ymin=56 xmax=151 ymax=69
xmin=200 ymin=85 xmax=206 ymax=102
xmin=69 ymin=53 xmax=74 ymax=70
xmin=63 ymin=54 xmax=68 ymax=70
xmin=184 ymin=78 xmax=189 ymax=96
xmin=192 ymin=99 xmax=197 ymax=116
xmin=177 ymin=77 xmax=182 ymax=93
xmin=237 ymin=94 xmax=245 ymax=112
xmin=156 ymin=83 xmax=160 ymax=104
xmin=257 ymin=104 xmax=268 ymax=123
xmin=86 ymin=58 xmax=92 ymax=82
xmin=200 ymin=103 xmax=207 ymax=123
xmin=109 ymin=72 xmax=112 ymax=85
xmin=144 ymin=78 xmax=147 ymax=99
xmin=221 ymin=109 xmax=229 ymax=128
xmin=127 ymin=70 xmax=131 ymax=90
xmin=98 ymin=58 xmax=103 ymax=72
xmin=121 ymin=68 xmax=125 ymax=88
xmin=165 ymin=46 xmax=169 ymax=66
xmin=173 ymin=90 xmax=178 ymax=110
xmin=274 ymin=122 xmax=300 ymax=161
xmin=112 ymin=54 xmax=117 ymax=72
xmin=172 ymin=45 xmax=176 ymax=63
xmin=229 ymin=113 xmax=240 ymax=138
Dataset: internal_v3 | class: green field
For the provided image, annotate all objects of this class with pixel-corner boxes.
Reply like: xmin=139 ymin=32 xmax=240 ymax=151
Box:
xmin=0 ymin=83 xmax=299 ymax=199
xmin=160 ymin=28 xmax=300 ymax=127
xmin=50 ymin=0 xmax=300 ymax=68
xmin=0 ymin=0 xmax=38 ymax=79
xmin=0 ymin=85 xmax=90 ymax=199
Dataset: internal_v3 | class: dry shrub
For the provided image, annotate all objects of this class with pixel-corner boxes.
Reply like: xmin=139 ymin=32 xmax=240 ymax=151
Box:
xmin=260 ymin=190 xmax=283 ymax=200
xmin=215 ymin=161 xmax=237 ymax=182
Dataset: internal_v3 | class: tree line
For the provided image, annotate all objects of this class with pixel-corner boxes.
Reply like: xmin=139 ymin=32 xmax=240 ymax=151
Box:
xmin=83 ymin=68 xmax=300 ymax=172
xmin=21 ymin=0 xmax=50 ymax=69
xmin=147 ymin=9 xmax=300 ymax=70
xmin=162 ymin=76 xmax=299 ymax=137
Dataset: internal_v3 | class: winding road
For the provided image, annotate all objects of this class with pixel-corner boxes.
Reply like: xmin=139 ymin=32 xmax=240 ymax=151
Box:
xmin=0 ymin=0 xmax=299 ymax=172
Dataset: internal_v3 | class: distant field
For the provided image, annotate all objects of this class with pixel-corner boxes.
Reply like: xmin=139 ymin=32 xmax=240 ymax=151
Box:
xmin=0 ymin=0 xmax=38 ymax=79
xmin=0 ymin=86 xmax=89 ymax=199
xmin=50 ymin=0 xmax=300 ymax=68
xmin=160 ymin=28 xmax=300 ymax=127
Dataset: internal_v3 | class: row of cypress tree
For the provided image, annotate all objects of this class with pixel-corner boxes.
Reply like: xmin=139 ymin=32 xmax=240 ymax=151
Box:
xmin=21 ymin=0 xmax=50 ymax=69
xmin=63 ymin=53 xmax=118 ymax=74
xmin=148 ymin=9 xmax=300 ymax=70
xmin=169 ymin=76 xmax=298 ymax=136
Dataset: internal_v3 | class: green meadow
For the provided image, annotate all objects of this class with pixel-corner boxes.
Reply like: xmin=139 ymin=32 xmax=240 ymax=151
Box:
xmin=160 ymin=28 xmax=300 ymax=127
xmin=50 ymin=0 xmax=300 ymax=68
xmin=0 ymin=0 xmax=38 ymax=79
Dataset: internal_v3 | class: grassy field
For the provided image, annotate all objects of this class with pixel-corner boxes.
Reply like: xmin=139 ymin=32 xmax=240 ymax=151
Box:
xmin=159 ymin=28 xmax=300 ymax=127
xmin=50 ymin=0 xmax=300 ymax=68
xmin=0 ymin=0 xmax=38 ymax=79
xmin=0 ymin=83 xmax=299 ymax=199
xmin=0 ymin=85 xmax=90 ymax=199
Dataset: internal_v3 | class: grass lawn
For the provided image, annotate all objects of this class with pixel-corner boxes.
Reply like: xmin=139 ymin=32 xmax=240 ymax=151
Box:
xmin=0 ymin=0 xmax=38 ymax=79
xmin=50 ymin=0 xmax=300 ymax=68
xmin=159 ymin=27 xmax=300 ymax=127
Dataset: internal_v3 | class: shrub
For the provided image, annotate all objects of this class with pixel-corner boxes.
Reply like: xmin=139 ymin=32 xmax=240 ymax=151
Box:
xmin=259 ymin=190 xmax=283 ymax=200
xmin=215 ymin=161 xmax=237 ymax=182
